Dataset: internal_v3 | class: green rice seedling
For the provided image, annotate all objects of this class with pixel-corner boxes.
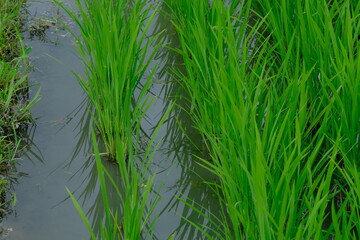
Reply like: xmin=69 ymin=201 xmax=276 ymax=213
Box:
xmin=250 ymin=0 xmax=359 ymax=237
xmin=252 ymin=0 xmax=360 ymax=154
xmin=56 ymin=0 xmax=176 ymax=237
xmin=165 ymin=0 xmax=359 ymax=239
xmin=164 ymin=1 xmax=269 ymax=237
xmin=55 ymin=0 xmax=162 ymax=161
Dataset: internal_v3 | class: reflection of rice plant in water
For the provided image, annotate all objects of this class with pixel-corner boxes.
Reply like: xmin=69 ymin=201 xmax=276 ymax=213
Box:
xmin=66 ymin=101 xmax=171 ymax=239
xmin=66 ymin=105 xmax=170 ymax=239
xmin=67 ymin=127 xmax=160 ymax=239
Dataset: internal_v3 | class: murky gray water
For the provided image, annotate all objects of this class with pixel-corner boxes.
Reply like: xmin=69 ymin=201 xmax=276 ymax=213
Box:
xmin=3 ymin=1 xmax=90 ymax=239
xmin=2 ymin=1 xmax=221 ymax=239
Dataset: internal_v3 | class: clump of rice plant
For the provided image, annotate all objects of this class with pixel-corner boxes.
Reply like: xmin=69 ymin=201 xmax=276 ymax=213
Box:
xmin=56 ymin=0 xmax=161 ymax=161
xmin=56 ymin=0 xmax=176 ymax=238
xmin=165 ymin=0 xmax=359 ymax=239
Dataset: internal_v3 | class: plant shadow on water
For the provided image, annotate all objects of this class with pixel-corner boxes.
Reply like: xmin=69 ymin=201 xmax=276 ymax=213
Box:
xmin=146 ymin=3 xmax=225 ymax=239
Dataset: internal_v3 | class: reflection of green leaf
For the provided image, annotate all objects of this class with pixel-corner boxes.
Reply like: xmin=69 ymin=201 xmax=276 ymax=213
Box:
xmin=66 ymin=187 xmax=96 ymax=240
xmin=167 ymin=233 xmax=176 ymax=240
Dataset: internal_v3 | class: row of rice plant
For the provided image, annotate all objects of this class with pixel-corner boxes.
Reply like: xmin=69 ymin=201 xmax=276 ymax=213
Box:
xmin=58 ymin=0 xmax=359 ymax=238
xmin=56 ymin=0 xmax=170 ymax=238
xmin=165 ymin=0 xmax=359 ymax=239
xmin=0 ymin=0 xmax=39 ymax=216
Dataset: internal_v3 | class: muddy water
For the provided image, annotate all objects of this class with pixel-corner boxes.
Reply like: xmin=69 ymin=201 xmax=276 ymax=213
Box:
xmin=2 ymin=1 xmax=221 ymax=239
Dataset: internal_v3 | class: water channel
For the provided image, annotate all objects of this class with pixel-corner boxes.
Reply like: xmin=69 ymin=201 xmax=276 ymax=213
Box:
xmin=2 ymin=1 xmax=220 ymax=239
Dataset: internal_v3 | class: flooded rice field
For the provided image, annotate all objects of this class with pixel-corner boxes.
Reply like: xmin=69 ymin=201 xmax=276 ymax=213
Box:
xmin=2 ymin=1 xmax=218 ymax=239
xmin=2 ymin=0 xmax=358 ymax=239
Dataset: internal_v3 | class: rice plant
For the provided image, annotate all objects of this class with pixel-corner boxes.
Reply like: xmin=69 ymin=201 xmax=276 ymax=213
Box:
xmin=165 ymin=0 xmax=360 ymax=239
xmin=56 ymin=0 xmax=162 ymax=161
